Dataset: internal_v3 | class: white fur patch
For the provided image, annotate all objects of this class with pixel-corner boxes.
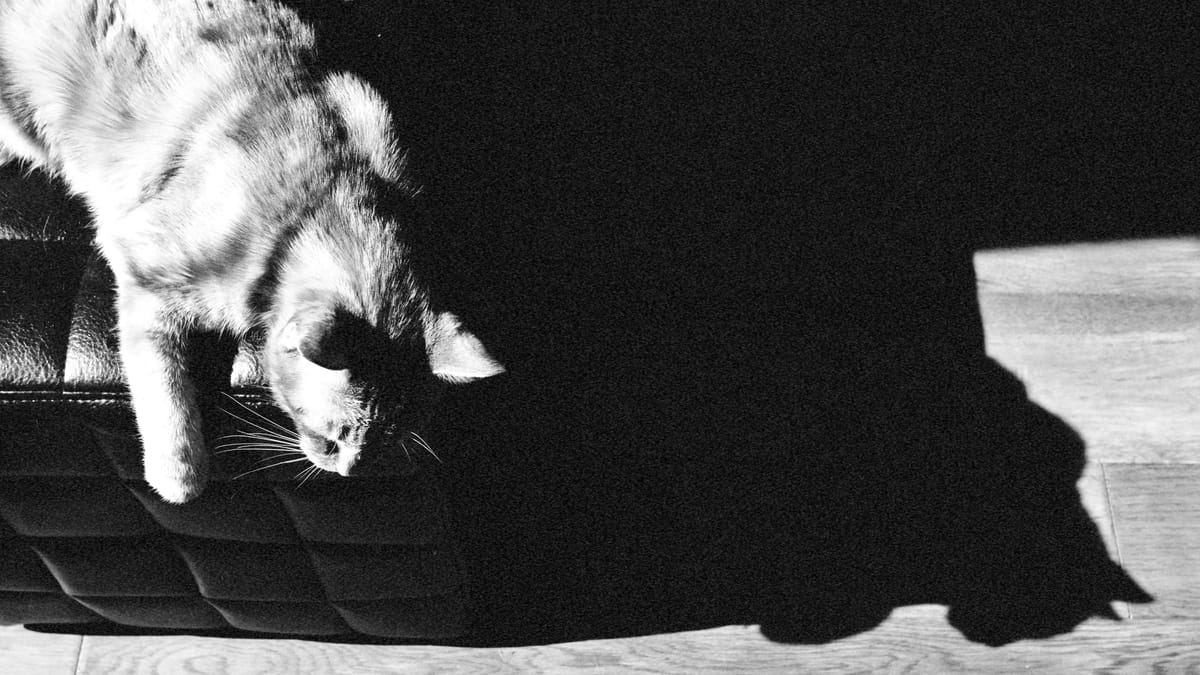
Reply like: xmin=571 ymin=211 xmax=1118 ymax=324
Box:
xmin=322 ymin=72 xmax=404 ymax=182
xmin=426 ymin=312 xmax=507 ymax=383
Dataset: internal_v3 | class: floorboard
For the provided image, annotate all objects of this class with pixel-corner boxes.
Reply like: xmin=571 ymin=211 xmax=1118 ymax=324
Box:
xmin=0 ymin=623 xmax=80 ymax=673
xmin=1105 ymin=463 xmax=1200 ymax=620
xmin=975 ymin=239 xmax=1200 ymax=465
xmin=1078 ymin=462 xmax=1130 ymax=619
xmin=47 ymin=616 xmax=1200 ymax=674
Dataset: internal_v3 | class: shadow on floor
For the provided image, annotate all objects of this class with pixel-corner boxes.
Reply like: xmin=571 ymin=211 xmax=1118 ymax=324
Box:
xmin=436 ymin=257 xmax=1154 ymax=648
xmin=365 ymin=2 xmax=1181 ymax=647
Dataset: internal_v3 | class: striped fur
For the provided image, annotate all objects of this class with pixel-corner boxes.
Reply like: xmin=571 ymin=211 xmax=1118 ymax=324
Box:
xmin=0 ymin=0 xmax=504 ymax=503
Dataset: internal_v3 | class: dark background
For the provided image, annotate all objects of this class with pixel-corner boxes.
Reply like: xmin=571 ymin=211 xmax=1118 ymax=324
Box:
xmin=293 ymin=2 xmax=1195 ymax=646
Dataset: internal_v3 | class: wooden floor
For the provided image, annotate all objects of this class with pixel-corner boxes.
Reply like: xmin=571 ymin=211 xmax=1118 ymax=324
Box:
xmin=4 ymin=237 xmax=1199 ymax=673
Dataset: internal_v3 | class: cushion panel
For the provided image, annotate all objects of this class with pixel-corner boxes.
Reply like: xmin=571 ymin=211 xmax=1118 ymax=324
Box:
xmin=0 ymin=407 xmax=117 ymax=476
xmin=0 ymin=540 xmax=59 ymax=592
xmin=0 ymin=477 xmax=157 ymax=537
xmin=334 ymin=596 xmax=470 ymax=639
xmin=72 ymin=596 xmax=227 ymax=630
xmin=128 ymin=482 xmax=301 ymax=545
xmin=0 ymin=591 xmax=99 ymax=625
xmin=0 ymin=242 xmax=90 ymax=389
xmin=174 ymin=537 xmax=326 ymax=602
xmin=309 ymin=544 xmax=464 ymax=602
xmin=63 ymin=253 xmax=124 ymax=390
xmin=31 ymin=537 xmax=199 ymax=597
xmin=206 ymin=599 xmax=350 ymax=635
xmin=272 ymin=477 xmax=446 ymax=546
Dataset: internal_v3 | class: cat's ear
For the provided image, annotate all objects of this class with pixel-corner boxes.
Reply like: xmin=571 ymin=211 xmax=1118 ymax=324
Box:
xmin=425 ymin=312 xmax=505 ymax=383
xmin=283 ymin=310 xmax=351 ymax=371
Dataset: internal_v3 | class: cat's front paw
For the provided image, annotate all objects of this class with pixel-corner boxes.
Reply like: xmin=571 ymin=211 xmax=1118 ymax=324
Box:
xmin=144 ymin=447 xmax=209 ymax=504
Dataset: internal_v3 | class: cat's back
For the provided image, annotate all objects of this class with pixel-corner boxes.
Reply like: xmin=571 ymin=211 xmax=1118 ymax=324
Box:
xmin=0 ymin=0 xmax=375 ymax=332
xmin=0 ymin=0 xmax=318 ymax=205
xmin=1 ymin=0 xmax=407 ymax=332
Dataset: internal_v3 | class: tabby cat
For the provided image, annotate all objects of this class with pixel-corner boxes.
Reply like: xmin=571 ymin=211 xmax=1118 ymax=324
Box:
xmin=0 ymin=0 xmax=504 ymax=503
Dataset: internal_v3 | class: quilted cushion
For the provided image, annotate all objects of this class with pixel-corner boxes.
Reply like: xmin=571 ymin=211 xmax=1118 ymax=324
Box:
xmin=0 ymin=165 xmax=472 ymax=638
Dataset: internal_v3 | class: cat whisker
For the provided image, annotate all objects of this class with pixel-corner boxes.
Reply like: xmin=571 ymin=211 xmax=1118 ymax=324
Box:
xmin=295 ymin=464 xmax=324 ymax=490
xmin=219 ymin=394 xmax=300 ymax=441
xmin=224 ymin=426 xmax=299 ymax=449
xmin=221 ymin=392 xmax=295 ymax=432
xmin=225 ymin=427 xmax=300 ymax=444
xmin=244 ymin=456 xmax=309 ymax=470
xmin=399 ymin=438 xmax=413 ymax=463
xmin=231 ymin=456 xmax=310 ymax=481
xmin=223 ymin=414 xmax=300 ymax=443
xmin=216 ymin=434 xmax=296 ymax=446
xmin=213 ymin=441 xmax=295 ymax=451
xmin=254 ymin=452 xmax=305 ymax=465
xmin=409 ymin=431 xmax=440 ymax=463
xmin=215 ymin=441 xmax=295 ymax=450
xmin=215 ymin=436 xmax=299 ymax=454
xmin=215 ymin=446 xmax=298 ymax=456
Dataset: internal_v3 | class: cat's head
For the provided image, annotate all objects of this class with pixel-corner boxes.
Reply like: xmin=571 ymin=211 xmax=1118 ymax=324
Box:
xmin=263 ymin=306 xmax=504 ymax=475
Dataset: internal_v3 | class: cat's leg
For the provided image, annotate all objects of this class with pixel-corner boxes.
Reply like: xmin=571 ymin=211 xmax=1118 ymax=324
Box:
xmin=116 ymin=284 xmax=209 ymax=503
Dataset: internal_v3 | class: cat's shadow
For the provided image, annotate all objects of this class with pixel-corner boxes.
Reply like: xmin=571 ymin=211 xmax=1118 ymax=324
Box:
xmin=428 ymin=254 xmax=1153 ymax=646
xmin=331 ymin=1 xmax=1178 ymax=647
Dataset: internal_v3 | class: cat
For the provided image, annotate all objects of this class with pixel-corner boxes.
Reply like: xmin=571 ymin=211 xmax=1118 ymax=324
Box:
xmin=0 ymin=0 xmax=505 ymax=503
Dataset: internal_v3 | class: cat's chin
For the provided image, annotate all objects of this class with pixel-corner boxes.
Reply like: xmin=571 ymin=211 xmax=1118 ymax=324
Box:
xmin=303 ymin=451 xmax=364 ymax=477
xmin=303 ymin=453 xmax=339 ymax=474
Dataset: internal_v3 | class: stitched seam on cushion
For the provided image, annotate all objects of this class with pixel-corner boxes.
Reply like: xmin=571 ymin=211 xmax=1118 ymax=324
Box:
xmin=274 ymin=491 xmax=352 ymax=634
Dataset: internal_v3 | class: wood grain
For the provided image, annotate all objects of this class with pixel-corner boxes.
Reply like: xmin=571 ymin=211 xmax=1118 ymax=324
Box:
xmin=61 ymin=617 xmax=1200 ymax=674
xmin=975 ymin=238 xmax=1200 ymax=297
xmin=975 ymin=238 xmax=1200 ymax=464
xmin=1105 ymin=463 xmax=1200 ymax=619
xmin=484 ymin=619 xmax=1200 ymax=674
xmin=1078 ymin=462 xmax=1130 ymax=619
xmin=0 ymin=623 xmax=81 ymax=674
